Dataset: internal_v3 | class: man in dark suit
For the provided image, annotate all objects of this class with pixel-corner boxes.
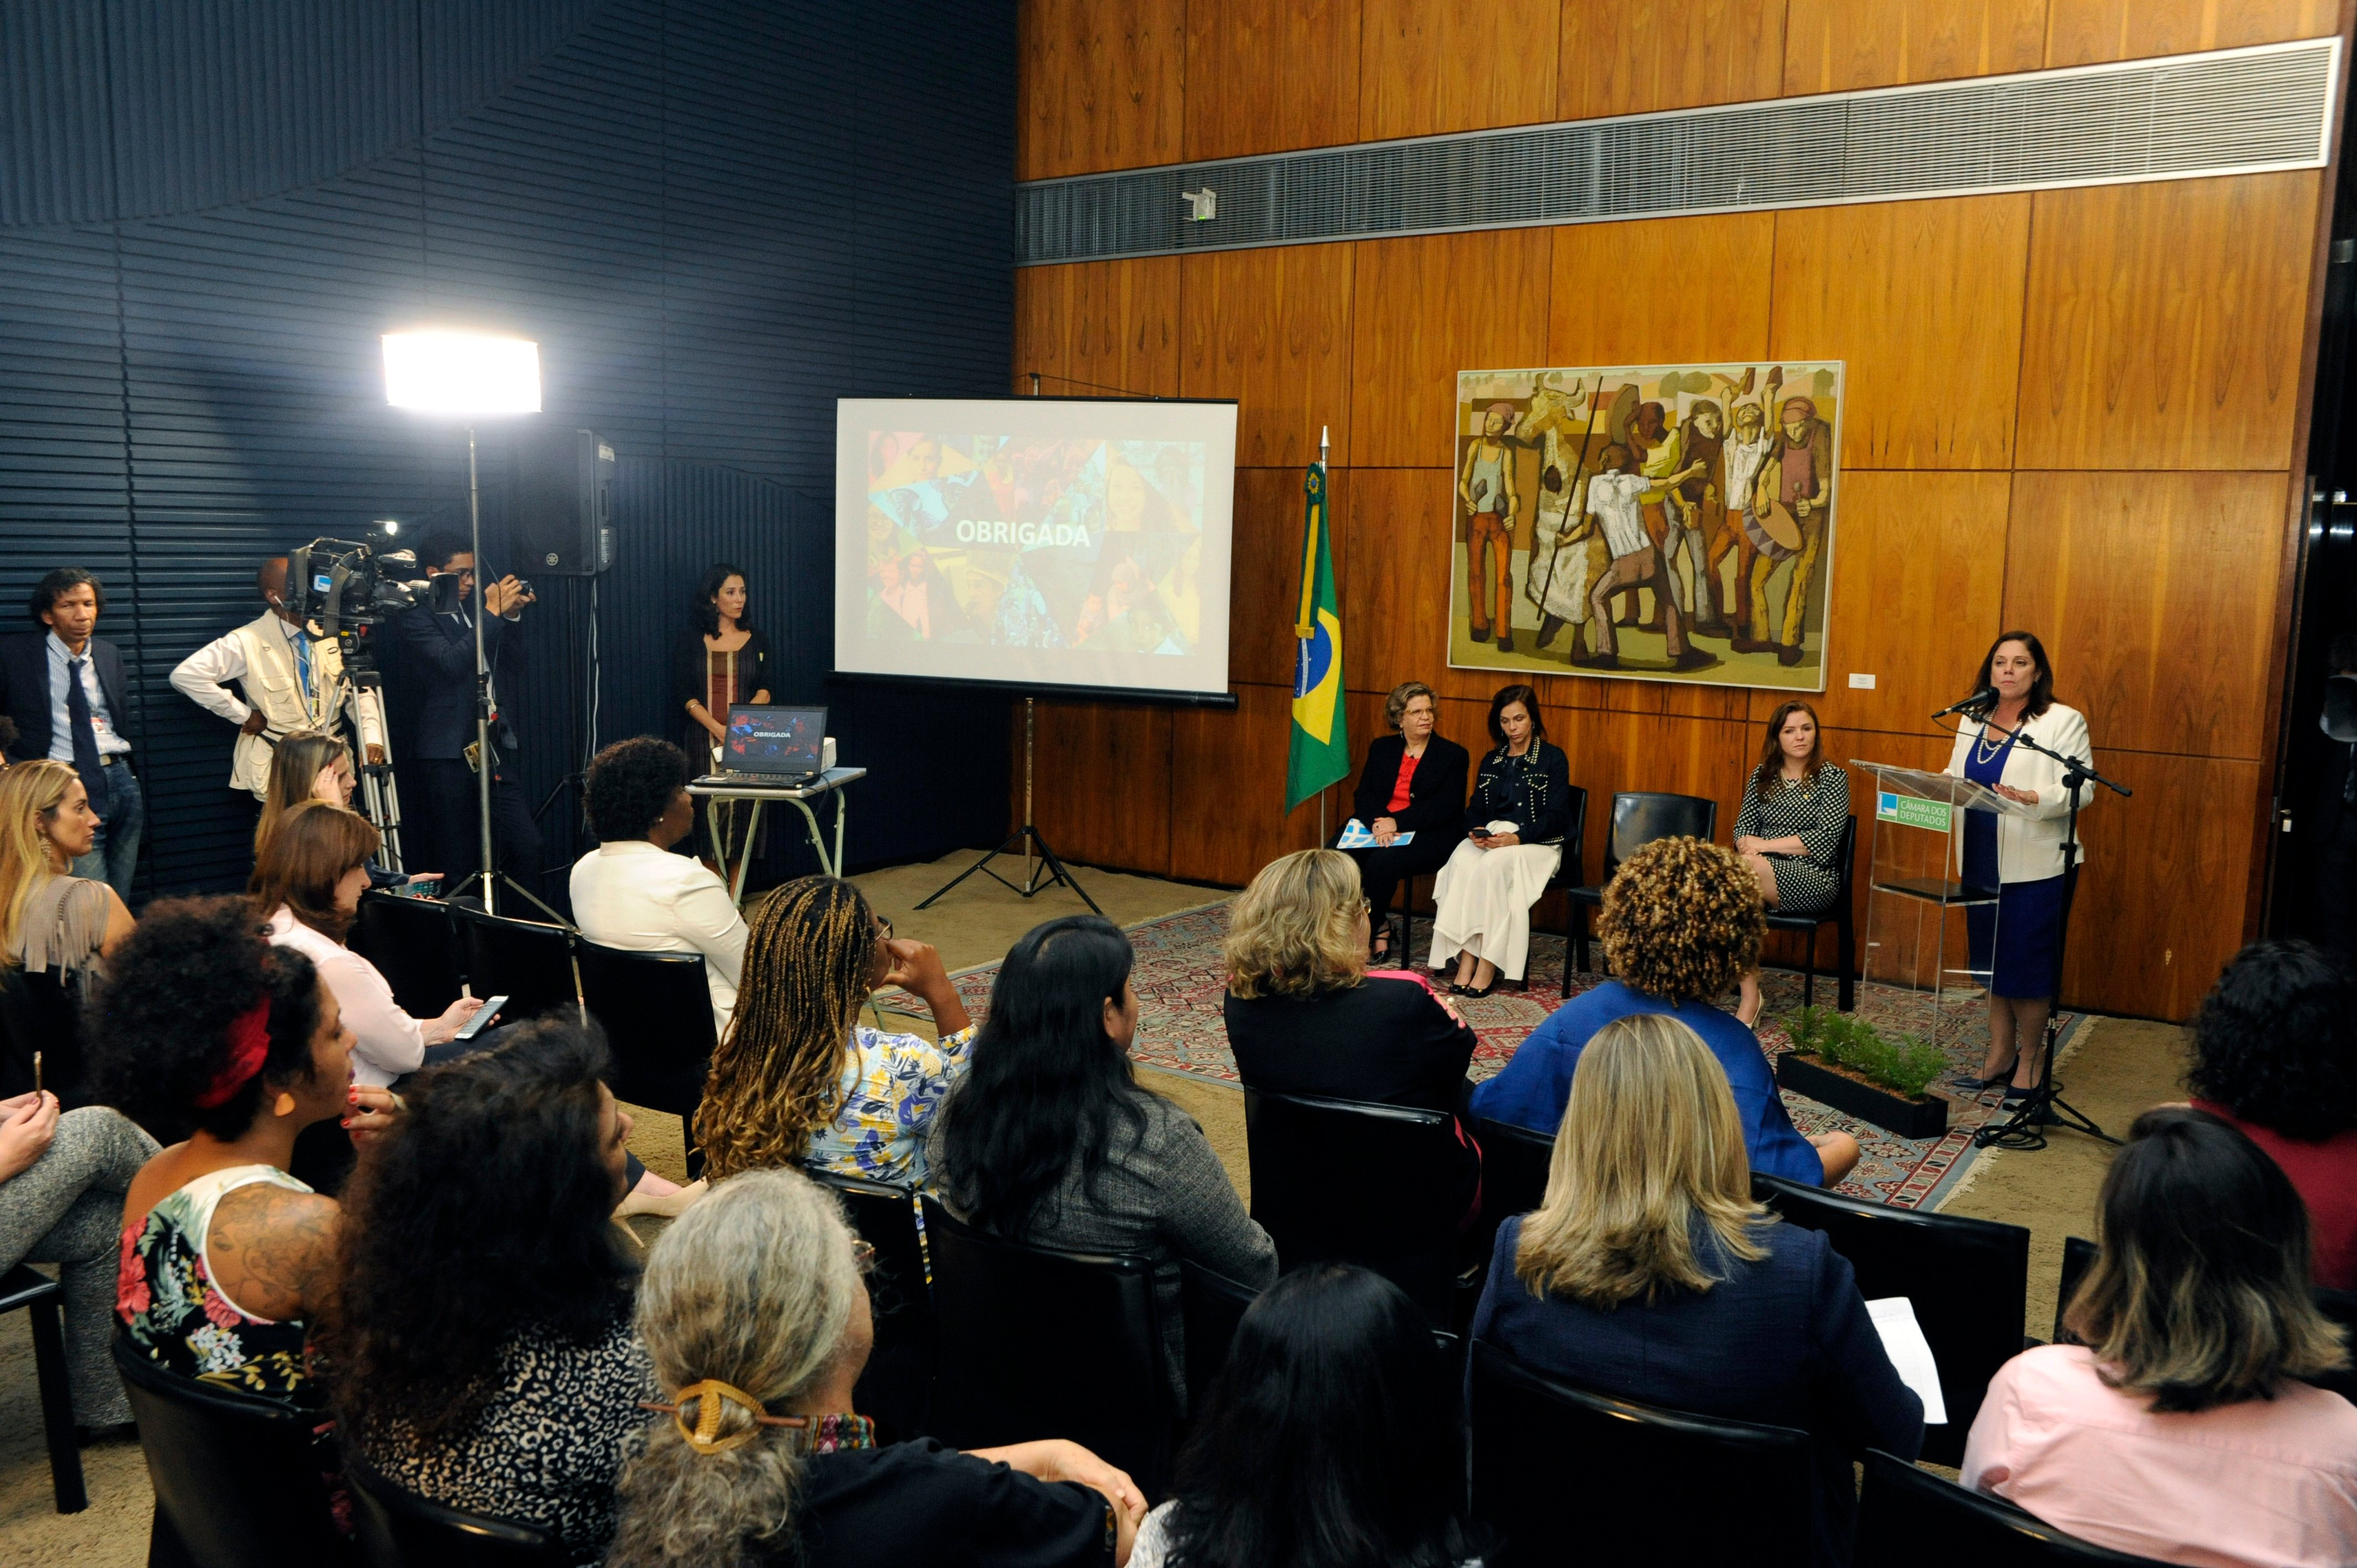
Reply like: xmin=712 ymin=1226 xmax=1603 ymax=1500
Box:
xmin=398 ymin=531 xmax=543 ymax=895
xmin=0 ymin=569 xmax=142 ymax=898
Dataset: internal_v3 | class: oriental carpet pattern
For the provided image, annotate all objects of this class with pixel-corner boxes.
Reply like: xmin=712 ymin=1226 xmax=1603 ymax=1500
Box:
xmin=877 ymin=900 xmax=2086 ymax=1210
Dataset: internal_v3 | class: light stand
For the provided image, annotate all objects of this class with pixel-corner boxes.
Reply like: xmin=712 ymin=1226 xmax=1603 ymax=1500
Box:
xmin=917 ymin=695 xmax=1101 ymax=915
xmin=1969 ymin=718 xmax=2132 ymax=1152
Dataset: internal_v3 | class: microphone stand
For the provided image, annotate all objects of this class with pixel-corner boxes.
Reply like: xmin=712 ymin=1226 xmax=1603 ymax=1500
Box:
xmin=1964 ymin=709 xmax=2130 ymax=1151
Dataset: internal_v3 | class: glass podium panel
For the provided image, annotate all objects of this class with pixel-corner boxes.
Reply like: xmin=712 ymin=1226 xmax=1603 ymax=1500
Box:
xmin=1852 ymin=761 xmax=2022 ymax=1050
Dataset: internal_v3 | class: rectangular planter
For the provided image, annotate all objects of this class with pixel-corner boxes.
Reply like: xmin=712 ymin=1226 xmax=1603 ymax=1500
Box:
xmin=1776 ymin=1051 xmax=1949 ymax=1140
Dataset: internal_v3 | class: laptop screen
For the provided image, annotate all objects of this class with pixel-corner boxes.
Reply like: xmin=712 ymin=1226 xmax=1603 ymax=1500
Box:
xmin=722 ymin=705 xmax=826 ymax=777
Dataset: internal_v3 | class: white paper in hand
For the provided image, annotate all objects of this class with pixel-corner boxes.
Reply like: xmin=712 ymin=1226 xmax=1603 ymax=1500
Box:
xmin=1334 ymin=819 xmax=1413 ymax=850
xmin=1864 ymin=1297 xmax=1947 ymax=1424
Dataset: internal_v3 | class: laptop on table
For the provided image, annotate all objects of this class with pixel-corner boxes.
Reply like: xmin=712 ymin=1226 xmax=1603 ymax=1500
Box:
xmin=699 ymin=704 xmax=827 ymax=787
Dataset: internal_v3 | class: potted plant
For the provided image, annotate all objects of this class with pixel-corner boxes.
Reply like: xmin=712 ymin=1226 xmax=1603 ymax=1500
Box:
xmin=1774 ymin=1006 xmax=1949 ymax=1139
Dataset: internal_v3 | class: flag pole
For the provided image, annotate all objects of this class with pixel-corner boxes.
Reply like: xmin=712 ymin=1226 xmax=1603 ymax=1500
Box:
xmin=1316 ymin=425 xmax=1329 ymax=845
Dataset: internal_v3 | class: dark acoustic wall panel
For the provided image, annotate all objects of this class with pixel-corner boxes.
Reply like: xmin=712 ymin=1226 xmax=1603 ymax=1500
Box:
xmin=0 ymin=0 xmax=1016 ymax=901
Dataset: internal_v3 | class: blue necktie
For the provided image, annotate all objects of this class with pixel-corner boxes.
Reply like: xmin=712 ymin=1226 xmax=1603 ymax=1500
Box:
xmin=292 ymin=631 xmax=311 ymax=705
xmin=66 ymin=657 xmax=109 ymax=815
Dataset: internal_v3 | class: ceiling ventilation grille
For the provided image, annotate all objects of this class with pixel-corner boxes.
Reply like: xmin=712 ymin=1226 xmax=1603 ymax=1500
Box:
xmin=1016 ymin=39 xmax=2337 ymax=266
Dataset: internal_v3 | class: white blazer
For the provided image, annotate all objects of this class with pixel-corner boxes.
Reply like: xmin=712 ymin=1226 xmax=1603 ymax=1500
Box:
xmin=1943 ymin=703 xmax=2093 ymax=885
xmin=568 ymin=840 xmax=748 ymax=1039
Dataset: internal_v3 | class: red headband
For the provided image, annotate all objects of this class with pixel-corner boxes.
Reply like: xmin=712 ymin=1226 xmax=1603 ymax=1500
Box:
xmin=192 ymin=997 xmax=274 ymax=1110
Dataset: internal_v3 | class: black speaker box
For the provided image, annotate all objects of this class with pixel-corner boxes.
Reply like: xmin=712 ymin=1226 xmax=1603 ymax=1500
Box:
xmin=512 ymin=427 xmax=616 ymax=576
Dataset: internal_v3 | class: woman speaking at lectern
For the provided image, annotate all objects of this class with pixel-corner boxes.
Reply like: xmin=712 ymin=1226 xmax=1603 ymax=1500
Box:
xmin=1944 ymin=631 xmax=2094 ymax=1099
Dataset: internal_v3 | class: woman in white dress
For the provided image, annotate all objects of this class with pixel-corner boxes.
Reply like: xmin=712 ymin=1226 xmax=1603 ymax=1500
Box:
xmin=1429 ymin=684 xmax=1571 ymax=997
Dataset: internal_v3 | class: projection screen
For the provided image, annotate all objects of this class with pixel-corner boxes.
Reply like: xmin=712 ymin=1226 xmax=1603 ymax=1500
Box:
xmin=835 ymin=398 xmax=1238 ymax=700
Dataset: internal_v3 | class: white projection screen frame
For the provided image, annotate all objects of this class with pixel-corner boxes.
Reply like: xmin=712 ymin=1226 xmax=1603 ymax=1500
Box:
xmin=834 ymin=397 xmax=1238 ymax=703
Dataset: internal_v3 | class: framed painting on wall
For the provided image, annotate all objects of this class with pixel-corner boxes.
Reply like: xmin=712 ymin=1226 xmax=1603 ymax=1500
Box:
xmin=1448 ymin=360 xmax=1843 ymax=693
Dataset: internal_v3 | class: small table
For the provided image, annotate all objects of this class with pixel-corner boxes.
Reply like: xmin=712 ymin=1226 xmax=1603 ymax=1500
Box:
xmin=687 ymin=766 xmax=867 ymax=904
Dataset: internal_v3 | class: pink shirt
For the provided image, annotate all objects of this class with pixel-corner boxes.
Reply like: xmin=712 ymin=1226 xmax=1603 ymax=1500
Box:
xmin=1963 ymin=1345 xmax=2357 ymax=1568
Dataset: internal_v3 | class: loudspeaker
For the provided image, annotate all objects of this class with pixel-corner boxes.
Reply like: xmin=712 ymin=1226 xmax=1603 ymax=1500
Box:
xmin=512 ymin=427 xmax=616 ymax=576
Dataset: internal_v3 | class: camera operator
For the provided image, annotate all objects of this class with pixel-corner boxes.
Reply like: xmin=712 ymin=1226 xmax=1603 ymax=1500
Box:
xmin=168 ymin=555 xmax=369 ymax=802
xmin=400 ymin=531 xmax=542 ymax=891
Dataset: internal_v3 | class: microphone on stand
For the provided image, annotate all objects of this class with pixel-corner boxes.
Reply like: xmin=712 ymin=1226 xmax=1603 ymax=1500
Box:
xmin=1930 ymin=687 xmax=1996 ymax=720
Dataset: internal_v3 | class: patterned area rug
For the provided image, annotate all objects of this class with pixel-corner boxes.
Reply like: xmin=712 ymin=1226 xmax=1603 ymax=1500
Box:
xmin=879 ymin=900 xmax=2086 ymax=1210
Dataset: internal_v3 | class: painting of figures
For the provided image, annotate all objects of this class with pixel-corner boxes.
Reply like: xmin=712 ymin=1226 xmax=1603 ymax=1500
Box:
xmin=1448 ymin=361 xmax=1843 ymax=692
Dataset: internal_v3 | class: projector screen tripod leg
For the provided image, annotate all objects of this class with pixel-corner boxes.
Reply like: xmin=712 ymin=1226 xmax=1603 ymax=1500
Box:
xmin=917 ymin=700 xmax=1099 ymax=914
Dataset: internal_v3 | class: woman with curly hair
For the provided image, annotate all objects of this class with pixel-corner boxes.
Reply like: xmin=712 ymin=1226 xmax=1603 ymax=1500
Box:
xmin=1964 ymin=1107 xmax=2356 ymax=1565
xmin=2185 ymin=938 xmax=2357 ymax=1291
xmin=1473 ymin=1015 xmax=1918 ymax=1565
xmin=1469 ymin=835 xmax=1855 ymax=1186
xmin=102 ymin=896 xmax=382 ymax=1407
xmin=694 ymin=875 xmax=971 ymax=1185
xmin=333 ymin=1018 xmax=651 ymax=1563
xmin=570 ymin=736 xmax=749 ymax=1038
xmin=610 ymin=1168 xmax=1143 ymax=1568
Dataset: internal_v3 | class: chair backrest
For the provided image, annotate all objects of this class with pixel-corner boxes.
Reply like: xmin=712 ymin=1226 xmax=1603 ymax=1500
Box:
xmin=919 ymin=1196 xmax=1172 ymax=1496
xmin=1855 ymin=1448 xmax=2171 ymax=1565
xmin=1468 ymin=1338 xmax=1813 ymax=1567
xmin=1473 ymin=1116 xmax=1556 ymax=1228
xmin=351 ymin=892 xmax=466 ymax=1018
xmin=1606 ymin=791 xmax=1718 ymax=870
xmin=1178 ymin=1259 xmax=1263 ymax=1415
xmin=804 ymin=1168 xmax=933 ymax=1444
xmin=347 ymin=1450 xmax=569 ymax=1568
xmin=575 ymin=940 xmax=718 ymax=1135
xmin=1542 ymin=784 xmax=1591 ymax=889
xmin=111 ymin=1336 xmax=347 ymax=1568
xmin=451 ymin=905 xmax=580 ymax=1024
xmin=1753 ymin=1172 xmax=2029 ymax=1466
xmin=2053 ymin=1234 xmax=2098 ymax=1344
xmin=1242 ymin=1087 xmax=1468 ymax=1321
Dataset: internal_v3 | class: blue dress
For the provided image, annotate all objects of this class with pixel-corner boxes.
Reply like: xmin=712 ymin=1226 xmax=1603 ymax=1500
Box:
xmin=1963 ymin=729 xmax=2065 ymax=998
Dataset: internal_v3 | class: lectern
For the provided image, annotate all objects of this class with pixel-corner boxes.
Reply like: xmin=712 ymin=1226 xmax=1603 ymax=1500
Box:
xmin=1850 ymin=761 xmax=2036 ymax=1045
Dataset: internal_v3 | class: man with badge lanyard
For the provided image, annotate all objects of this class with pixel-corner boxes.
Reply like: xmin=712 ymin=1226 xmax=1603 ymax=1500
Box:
xmin=0 ymin=569 xmax=143 ymax=898
xmin=169 ymin=555 xmax=358 ymax=803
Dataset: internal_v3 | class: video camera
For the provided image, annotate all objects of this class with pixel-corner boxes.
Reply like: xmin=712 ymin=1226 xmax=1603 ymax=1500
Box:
xmin=286 ymin=532 xmax=430 ymax=636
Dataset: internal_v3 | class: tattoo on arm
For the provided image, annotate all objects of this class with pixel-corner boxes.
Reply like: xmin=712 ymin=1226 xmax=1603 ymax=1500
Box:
xmin=207 ymin=1187 xmax=341 ymax=1322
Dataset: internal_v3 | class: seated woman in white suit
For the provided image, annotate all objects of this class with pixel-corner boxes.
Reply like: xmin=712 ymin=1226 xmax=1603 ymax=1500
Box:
xmin=1943 ymin=631 xmax=2094 ymax=1098
xmin=1429 ymin=684 xmax=1572 ymax=998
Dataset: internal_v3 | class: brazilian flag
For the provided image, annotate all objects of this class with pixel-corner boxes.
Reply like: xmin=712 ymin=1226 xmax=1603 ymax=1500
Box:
xmin=1286 ymin=458 xmax=1348 ymax=813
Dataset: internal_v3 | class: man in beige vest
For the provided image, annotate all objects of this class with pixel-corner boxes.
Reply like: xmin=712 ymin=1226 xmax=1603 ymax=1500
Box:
xmin=168 ymin=556 xmax=351 ymax=798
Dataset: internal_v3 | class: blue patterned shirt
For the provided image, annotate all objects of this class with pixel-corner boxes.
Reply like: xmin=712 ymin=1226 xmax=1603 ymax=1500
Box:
xmin=805 ymin=1023 xmax=980 ymax=1185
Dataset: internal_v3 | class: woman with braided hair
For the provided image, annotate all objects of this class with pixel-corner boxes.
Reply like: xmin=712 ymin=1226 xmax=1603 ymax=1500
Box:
xmin=694 ymin=875 xmax=972 ymax=1185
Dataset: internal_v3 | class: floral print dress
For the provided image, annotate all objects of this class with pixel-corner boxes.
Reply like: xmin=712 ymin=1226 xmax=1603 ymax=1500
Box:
xmin=117 ymin=1164 xmax=320 ymax=1405
xmin=805 ymin=1023 xmax=979 ymax=1186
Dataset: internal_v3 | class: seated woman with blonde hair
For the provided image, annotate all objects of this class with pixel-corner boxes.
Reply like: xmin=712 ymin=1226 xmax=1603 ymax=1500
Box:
xmin=1223 ymin=849 xmax=1479 ymax=1212
xmin=1964 ymin=1106 xmax=2357 ymax=1567
xmin=0 ymin=759 xmax=133 ymax=987
xmin=254 ymin=731 xmax=424 ymax=891
xmin=1471 ymin=1013 xmax=1921 ymax=1566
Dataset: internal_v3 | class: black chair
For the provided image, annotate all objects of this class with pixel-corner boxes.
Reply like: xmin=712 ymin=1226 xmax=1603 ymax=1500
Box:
xmin=577 ymin=940 xmax=718 ymax=1172
xmin=1565 ymin=791 xmax=1718 ymax=984
xmin=1468 ymin=1337 xmax=1813 ymax=1567
xmin=451 ymin=905 xmax=581 ymax=1025
xmin=805 ymin=1168 xmax=933 ymax=1444
xmin=1855 ymin=1448 xmax=2173 ymax=1564
xmin=1754 ymin=1171 xmax=2029 ymax=1466
xmin=351 ymin=891 xmax=466 ymax=1018
xmin=920 ymin=1197 xmax=1175 ymax=1498
xmin=347 ymin=1449 xmax=569 ymax=1567
xmin=1763 ymin=812 xmax=1857 ymax=1010
xmin=2311 ymin=1285 xmax=2357 ymax=1401
xmin=1469 ymin=1116 xmax=1555 ymax=1276
xmin=1177 ymin=1259 xmax=1262 ymax=1417
xmin=113 ymin=1334 xmax=348 ymax=1567
xmin=1242 ymin=1087 xmax=1475 ymax=1324
xmin=3 ymin=1264 xmax=84 ymax=1513
xmin=2052 ymin=1234 xmax=2098 ymax=1345
xmin=1531 ymin=785 xmax=1587 ymax=996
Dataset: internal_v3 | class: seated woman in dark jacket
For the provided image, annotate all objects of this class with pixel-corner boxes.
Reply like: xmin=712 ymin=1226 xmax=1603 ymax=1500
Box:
xmin=1429 ymin=684 xmax=1571 ymax=997
xmin=1471 ymin=1013 xmax=1922 ymax=1567
xmin=1337 ymin=682 xmax=1469 ymax=962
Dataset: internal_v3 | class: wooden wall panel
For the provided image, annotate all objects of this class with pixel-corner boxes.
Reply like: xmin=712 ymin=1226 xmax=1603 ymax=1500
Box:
xmin=1780 ymin=471 xmax=2013 ymax=735
xmin=1332 ymin=467 xmax=1504 ymax=705
xmin=2015 ymin=172 xmax=2320 ymax=472
xmin=1012 ymin=257 xmax=1182 ymax=397
xmin=1548 ymin=214 xmax=1777 ymax=367
xmin=1770 ymin=195 xmax=2034 ymax=469
xmin=1183 ymin=0 xmax=1361 ymax=162
xmin=2062 ymin=752 xmax=2262 ymax=1019
xmin=1350 ymin=229 xmax=1552 ymax=468
xmin=1024 ymin=699 xmax=1175 ymax=875
xmin=1559 ymin=0 xmax=1788 ymax=120
xmin=1169 ymin=682 xmax=1334 ymax=885
xmin=1229 ymin=468 xmax=1356 ymax=690
xmin=1359 ymin=0 xmax=1561 ymax=141
xmin=1782 ymin=0 xmax=2047 ymax=93
xmin=2044 ymin=0 xmax=2338 ymax=66
xmin=1017 ymin=0 xmax=1187 ymax=179
xmin=1180 ymin=243 xmax=1355 ymax=467
xmin=2001 ymin=471 xmax=2288 ymax=761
